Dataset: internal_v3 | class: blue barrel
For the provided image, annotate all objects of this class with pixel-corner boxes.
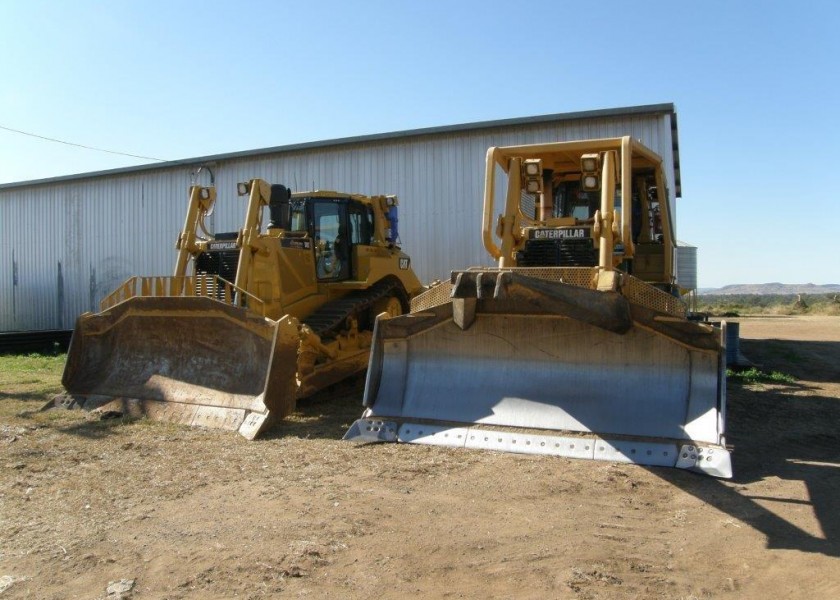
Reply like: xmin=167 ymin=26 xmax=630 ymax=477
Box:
xmin=725 ymin=322 xmax=740 ymax=366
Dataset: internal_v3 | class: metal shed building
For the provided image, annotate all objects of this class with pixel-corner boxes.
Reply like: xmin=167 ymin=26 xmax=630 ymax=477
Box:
xmin=0 ymin=103 xmax=683 ymax=333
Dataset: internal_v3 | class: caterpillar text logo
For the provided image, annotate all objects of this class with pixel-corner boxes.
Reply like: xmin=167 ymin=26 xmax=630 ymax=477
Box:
xmin=530 ymin=228 xmax=589 ymax=240
xmin=208 ymin=241 xmax=238 ymax=250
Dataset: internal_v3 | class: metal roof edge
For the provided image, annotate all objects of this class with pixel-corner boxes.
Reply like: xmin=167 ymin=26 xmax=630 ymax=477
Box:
xmin=0 ymin=103 xmax=676 ymax=191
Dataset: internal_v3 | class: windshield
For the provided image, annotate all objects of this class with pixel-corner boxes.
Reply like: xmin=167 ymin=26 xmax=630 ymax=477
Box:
xmin=554 ymin=182 xmax=599 ymax=220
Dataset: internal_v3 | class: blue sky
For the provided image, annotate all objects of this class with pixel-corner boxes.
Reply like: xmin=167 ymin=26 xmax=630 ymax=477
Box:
xmin=1 ymin=0 xmax=838 ymax=287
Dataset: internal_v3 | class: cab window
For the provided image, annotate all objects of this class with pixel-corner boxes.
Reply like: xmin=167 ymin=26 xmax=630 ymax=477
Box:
xmin=289 ymin=200 xmax=307 ymax=232
xmin=313 ymin=202 xmax=341 ymax=245
xmin=348 ymin=202 xmax=373 ymax=245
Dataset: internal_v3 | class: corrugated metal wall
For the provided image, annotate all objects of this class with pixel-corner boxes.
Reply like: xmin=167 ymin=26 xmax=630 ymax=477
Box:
xmin=0 ymin=111 xmax=677 ymax=332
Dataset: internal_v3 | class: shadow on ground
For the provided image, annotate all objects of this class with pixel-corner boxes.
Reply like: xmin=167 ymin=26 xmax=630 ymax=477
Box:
xmin=0 ymin=391 xmax=58 ymax=402
xmin=742 ymin=339 xmax=840 ymax=383
xmin=652 ymin=337 xmax=840 ymax=557
xmin=262 ymin=376 xmax=366 ymax=441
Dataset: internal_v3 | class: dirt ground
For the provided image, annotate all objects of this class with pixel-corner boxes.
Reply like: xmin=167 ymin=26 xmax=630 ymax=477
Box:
xmin=1 ymin=316 xmax=839 ymax=599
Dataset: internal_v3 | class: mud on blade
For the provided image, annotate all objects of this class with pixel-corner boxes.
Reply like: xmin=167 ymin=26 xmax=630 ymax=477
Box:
xmin=62 ymin=297 xmax=299 ymax=439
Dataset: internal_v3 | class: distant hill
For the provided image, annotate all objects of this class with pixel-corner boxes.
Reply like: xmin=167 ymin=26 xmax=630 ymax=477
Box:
xmin=698 ymin=283 xmax=840 ymax=295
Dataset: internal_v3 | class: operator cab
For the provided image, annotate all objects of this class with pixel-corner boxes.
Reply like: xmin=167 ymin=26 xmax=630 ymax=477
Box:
xmin=515 ymin=157 xmax=669 ymax=268
xmin=288 ymin=196 xmax=374 ymax=282
xmin=551 ymin=179 xmax=665 ymax=244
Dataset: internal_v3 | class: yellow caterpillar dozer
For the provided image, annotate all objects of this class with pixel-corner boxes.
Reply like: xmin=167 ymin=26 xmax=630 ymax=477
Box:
xmin=345 ymin=137 xmax=731 ymax=478
xmin=60 ymin=178 xmax=423 ymax=439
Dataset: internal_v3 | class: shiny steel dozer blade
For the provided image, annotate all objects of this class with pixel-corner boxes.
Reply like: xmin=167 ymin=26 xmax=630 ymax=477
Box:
xmin=346 ymin=271 xmax=731 ymax=478
xmin=60 ymin=297 xmax=300 ymax=439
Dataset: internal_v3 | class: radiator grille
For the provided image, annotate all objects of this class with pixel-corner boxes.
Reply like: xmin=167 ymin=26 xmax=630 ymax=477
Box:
xmin=516 ymin=239 xmax=596 ymax=267
xmin=195 ymin=249 xmax=240 ymax=284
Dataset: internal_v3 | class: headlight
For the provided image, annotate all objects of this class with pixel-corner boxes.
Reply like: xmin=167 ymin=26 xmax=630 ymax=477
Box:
xmin=582 ymin=174 xmax=600 ymax=191
xmin=523 ymin=159 xmax=541 ymax=176
xmin=581 ymin=154 xmax=600 ymax=173
xmin=200 ymin=187 xmax=211 ymax=200
xmin=521 ymin=159 xmax=543 ymax=194
xmin=237 ymin=182 xmax=250 ymax=196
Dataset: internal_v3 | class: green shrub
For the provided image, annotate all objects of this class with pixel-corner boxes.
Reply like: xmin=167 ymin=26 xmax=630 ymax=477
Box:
xmin=727 ymin=367 xmax=796 ymax=384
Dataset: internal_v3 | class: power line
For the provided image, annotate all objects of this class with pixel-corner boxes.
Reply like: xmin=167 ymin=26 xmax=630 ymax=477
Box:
xmin=0 ymin=123 xmax=167 ymax=162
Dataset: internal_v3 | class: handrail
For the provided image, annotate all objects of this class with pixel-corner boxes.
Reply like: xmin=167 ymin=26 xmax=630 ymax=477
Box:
xmin=99 ymin=275 xmax=267 ymax=316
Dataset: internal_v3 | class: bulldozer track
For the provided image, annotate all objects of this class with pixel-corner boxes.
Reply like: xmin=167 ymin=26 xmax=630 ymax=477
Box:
xmin=302 ymin=277 xmax=407 ymax=339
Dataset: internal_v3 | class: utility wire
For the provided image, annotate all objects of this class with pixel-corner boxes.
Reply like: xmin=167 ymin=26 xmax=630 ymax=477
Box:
xmin=0 ymin=123 xmax=167 ymax=162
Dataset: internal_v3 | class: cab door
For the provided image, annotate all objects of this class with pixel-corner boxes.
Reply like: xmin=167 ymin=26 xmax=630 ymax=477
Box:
xmin=311 ymin=200 xmax=351 ymax=281
xmin=275 ymin=198 xmax=318 ymax=308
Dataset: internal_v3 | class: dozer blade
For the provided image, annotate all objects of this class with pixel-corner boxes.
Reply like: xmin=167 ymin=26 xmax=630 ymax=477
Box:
xmin=61 ymin=297 xmax=300 ymax=439
xmin=346 ymin=272 xmax=731 ymax=478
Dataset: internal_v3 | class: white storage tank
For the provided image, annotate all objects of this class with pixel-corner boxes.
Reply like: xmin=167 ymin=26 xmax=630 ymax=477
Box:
xmin=676 ymin=240 xmax=698 ymax=292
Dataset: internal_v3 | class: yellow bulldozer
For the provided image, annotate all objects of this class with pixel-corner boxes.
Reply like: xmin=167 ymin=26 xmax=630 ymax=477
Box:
xmin=60 ymin=178 xmax=423 ymax=439
xmin=345 ymin=137 xmax=732 ymax=478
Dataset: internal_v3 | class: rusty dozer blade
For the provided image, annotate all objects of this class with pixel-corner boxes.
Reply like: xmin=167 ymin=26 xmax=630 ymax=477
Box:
xmin=61 ymin=296 xmax=300 ymax=439
xmin=345 ymin=271 xmax=732 ymax=478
